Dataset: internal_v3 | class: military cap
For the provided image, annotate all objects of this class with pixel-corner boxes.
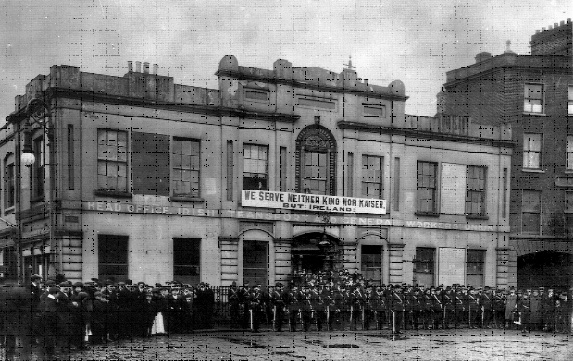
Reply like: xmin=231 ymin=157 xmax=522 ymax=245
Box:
xmin=48 ymin=287 xmax=60 ymax=294
xmin=93 ymin=291 xmax=103 ymax=298
xmin=137 ymin=281 xmax=146 ymax=286
xmin=45 ymin=280 xmax=56 ymax=287
xmin=118 ymin=282 xmax=126 ymax=286
xmin=125 ymin=279 xmax=133 ymax=285
xmin=73 ymin=282 xmax=83 ymax=288
xmin=276 ymin=282 xmax=283 ymax=287
xmin=105 ymin=279 xmax=115 ymax=286
xmin=231 ymin=281 xmax=237 ymax=287
xmin=59 ymin=281 xmax=72 ymax=287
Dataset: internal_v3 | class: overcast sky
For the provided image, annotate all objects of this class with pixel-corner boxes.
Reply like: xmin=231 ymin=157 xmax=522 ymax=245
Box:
xmin=1 ymin=0 xmax=571 ymax=119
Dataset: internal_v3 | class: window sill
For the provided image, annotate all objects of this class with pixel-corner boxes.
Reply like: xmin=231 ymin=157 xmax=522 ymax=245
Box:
xmin=564 ymin=170 xmax=573 ymax=174
xmin=414 ymin=212 xmax=440 ymax=218
xmin=466 ymin=214 xmax=489 ymax=220
xmin=522 ymin=112 xmax=547 ymax=117
xmin=169 ymin=196 xmax=205 ymax=203
xmin=522 ymin=168 xmax=545 ymax=173
xmin=4 ymin=206 xmax=14 ymax=215
xmin=94 ymin=189 xmax=133 ymax=198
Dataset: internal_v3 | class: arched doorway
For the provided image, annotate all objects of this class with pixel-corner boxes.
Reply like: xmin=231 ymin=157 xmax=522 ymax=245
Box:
xmin=291 ymin=232 xmax=341 ymax=278
xmin=517 ymin=251 xmax=573 ymax=290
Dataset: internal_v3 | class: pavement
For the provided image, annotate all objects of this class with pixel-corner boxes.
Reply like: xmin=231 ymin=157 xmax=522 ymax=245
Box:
xmin=66 ymin=327 xmax=573 ymax=360
xmin=4 ymin=327 xmax=573 ymax=360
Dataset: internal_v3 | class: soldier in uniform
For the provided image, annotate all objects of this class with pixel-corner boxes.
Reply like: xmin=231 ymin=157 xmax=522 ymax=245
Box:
xmin=442 ymin=286 xmax=455 ymax=329
xmin=480 ymin=286 xmax=493 ymax=328
xmin=390 ymin=284 xmax=405 ymax=334
xmin=270 ymin=282 xmax=286 ymax=331
xmin=249 ymin=284 xmax=265 ymax=332
xmin=286 ymin=283 xmax=301 ymax=332
xmin=467 ymin=287 xmax=480 ymax=328
xmin=240 ymin=282 xmax=252 ymax=329
xmin=331 ymin=284 xmax=346 ymax=331
xmin=493 ymin=288 xmax=506 ymax=329
xmin=228 ymin=281 xmax=242 ymax=329
xmin=430 ymin=287 xmax=443 ymax=329
xmin=372 ymin=285 xmax=387 ymax=330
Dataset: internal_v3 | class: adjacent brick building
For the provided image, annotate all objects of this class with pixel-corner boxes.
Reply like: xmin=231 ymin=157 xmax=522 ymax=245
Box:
xmin=442 ymin=19 xmax=573 ymax=289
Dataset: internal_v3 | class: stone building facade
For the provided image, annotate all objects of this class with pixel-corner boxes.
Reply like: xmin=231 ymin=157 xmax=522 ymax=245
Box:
xmin=1 ymin=57 xmax=512 ymax=287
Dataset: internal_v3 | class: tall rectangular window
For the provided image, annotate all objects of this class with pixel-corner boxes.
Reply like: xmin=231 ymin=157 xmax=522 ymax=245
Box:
xmin=171 ymin=138 xmax=200 ymax=198
xmin=565 ymin=191 xmax=573 ymax=236
xmin=243 ymin=144 xmax=268 ymax=191
xmin=568 ymin=85 xmax=573 ymax=115
xmin=362 ymin=155 xmax=383 ymax=199
xmin=173 ymin=238 xmax=201 ymax=286
xmin=31 ymin=137 xmax=44 ymax=200
xmin=4 ymin=159 xmax=14 ymax=209
xmin=393 ymin=157 xmax=400 ymax=211
xmin=68 ymin=125 xmax=74 ymax=190
xmin=417 ymin=161 xmax=438 ymax=214
xmin=361 ymin=245 xmax=382 ymax=285
xmin=466 ymin=166 xmax=486 ymax=216
xmin=466 ymin=250 xmax=485 ymax=288
xmin=523 ymin=133 xmax=542 ymax=169
xmin=243 ymin=240 xmax=268 ymax=286
xmin=98 ymin=235 xmax=129 ymax=281
xmin=346 ymin=152 xmax=354 ymax=197
xmin=227 ymin=141 xmax=233 ymax=201
xmin=279 ymin=147 xmax=287 ymax=192
xmin=567 ymin=136 xmax=573 ymax=170
xmin=522 ymin=190 xmax=541 ymax=234
xmin=414 ymin=248 xmax=435 ymax=287
xmin=302 ymin=151 xmax=327 ymax=194
xmin=97 ymin=129 xmax=128 ymax=192
xmin=524 ymin=83 xmax=544 ymax=113
xmin=502 ymin=168 xmax=508 ymax=218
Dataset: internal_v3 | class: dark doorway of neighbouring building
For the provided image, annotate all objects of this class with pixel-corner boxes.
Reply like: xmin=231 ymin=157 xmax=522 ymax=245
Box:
xmin=517 ymin=251 xmax=573 ymax=291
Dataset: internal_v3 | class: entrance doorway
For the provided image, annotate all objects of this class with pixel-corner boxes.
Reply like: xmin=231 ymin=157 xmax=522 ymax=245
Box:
xmin=291 ymin=233 xmax=340 ymax=277
xmin=517 ymin=251 xmax=572 ymax=291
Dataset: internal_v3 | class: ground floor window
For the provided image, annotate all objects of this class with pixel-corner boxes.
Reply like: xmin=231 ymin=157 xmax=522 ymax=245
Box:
xmin=98 ymin=235 xmax=129 ymax=282
xmin=243 ymin=240 xmax=268 ymax=286
xmin=173 ymin=238 xmax=201 ymax=286
xmin=361 ymin=245 xmax=382 ymax=285
xmin=466 ymin=250 xmax=485 ymax=288
xmin=414 ymin=247 xmax=435 ymax=287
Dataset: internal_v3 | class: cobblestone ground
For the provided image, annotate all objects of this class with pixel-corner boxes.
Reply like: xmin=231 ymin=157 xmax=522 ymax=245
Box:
xmin=5 ymin=328 xmax=573 ymax=360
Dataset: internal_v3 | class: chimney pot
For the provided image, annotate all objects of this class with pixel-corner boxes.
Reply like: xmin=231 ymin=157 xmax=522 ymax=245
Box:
xmin=143 ymin=62 xmax=150 ymax=74
xmin=127 ymin=61 xmax=133 ymax=72
xmin=153 ymin=64 xmax=158 ymax=75
xmin=135 ymin=61 xmax=142 ymax=72
xmin=542 ymin=27 xmax=546 ymax=31
xmin=554 ymin=22 xmax=558 ymax=28
xmin=548 ymin=25 xmax=553 ymax=30
xmin=535 ymin=30 xmax=540 ymax=34
xmin=560 ymin=20 xmax=565 ymax=26
xmin=567 ymin=18 xmax=571 ymax=23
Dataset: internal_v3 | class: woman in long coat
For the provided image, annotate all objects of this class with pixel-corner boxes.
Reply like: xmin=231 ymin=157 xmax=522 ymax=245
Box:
xmin=505 ymin=288 xmax=518 ymax=328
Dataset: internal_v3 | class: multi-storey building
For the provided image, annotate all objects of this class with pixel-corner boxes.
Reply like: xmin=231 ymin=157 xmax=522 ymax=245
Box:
xmin=442 ymin=19 xmax=573 ymax=289
xmin=0 ymin=57 xmax=512 ymax=287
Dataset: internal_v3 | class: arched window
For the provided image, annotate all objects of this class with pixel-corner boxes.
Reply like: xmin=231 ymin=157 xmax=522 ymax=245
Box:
xmin=295 ymin=125 xmax=337 ymax=195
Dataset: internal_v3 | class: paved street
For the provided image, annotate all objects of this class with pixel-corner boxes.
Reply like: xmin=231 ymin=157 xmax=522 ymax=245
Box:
xmin=52 ymin=328 xmax=573 ymax=360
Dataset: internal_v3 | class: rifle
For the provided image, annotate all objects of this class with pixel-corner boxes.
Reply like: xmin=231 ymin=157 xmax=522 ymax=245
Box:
xmin=326 ymin=306 xmax=330 ymax=331
xmin=250 ymin=309 xmax=254 ymax=331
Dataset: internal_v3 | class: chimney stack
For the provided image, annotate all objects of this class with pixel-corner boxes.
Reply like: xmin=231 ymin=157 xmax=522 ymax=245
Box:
xmin=135 ymin=61 xmax=142 ymax=72
xmin=143 ymin=62 xmax=150 ymax=74
xmin=128 ymin=61 xmax=133 ymax=72
xmin=153 ymin=64 xmax=158 ymax=75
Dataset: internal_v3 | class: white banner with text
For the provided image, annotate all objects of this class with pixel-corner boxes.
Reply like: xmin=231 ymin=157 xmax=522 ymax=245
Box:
xmin=241 ymin=190 xmax=386 ymax=215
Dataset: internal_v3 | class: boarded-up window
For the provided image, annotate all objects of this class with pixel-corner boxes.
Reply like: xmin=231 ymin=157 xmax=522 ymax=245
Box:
xmin=243 ymin=240 xmax=268 ymax=286
xmin=441 ymin=163 xmax=466 ymax=214
xmin=132 ymin=132 xmax=170 ymax=196
xmin=173 ymin=238 xmax=201 ymax=285
xmin=98 ymin=235 xmax=128 ymax=281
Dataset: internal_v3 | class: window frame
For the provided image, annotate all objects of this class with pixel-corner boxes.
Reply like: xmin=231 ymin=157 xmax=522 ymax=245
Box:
xmin=524 ymin=83 xmax=544 ymax=114
xmin=414 ymin=247 xmax=435 ymax=287
xmin=568 ymin=85 xmax=573 ymax=116
xmin=173 ymin=238 xmax=201 ymax=285
xmin=360 ymin=245 xmax=383 ymax=285
xmin=416 ymin=161 xmax=439 ymax=215
xmin=96 ymin=129 xmax=129 ymax=193
xmin=242 ymin=143 xmax=269 ymax=191
xmin=466 ymin=249 xmax=485 ymax=288
xmin=521 ymin=190 xmax=542 ymax=235
xmin=171 ymin=137 xmax=201 ymax=199
xmin=465 ymin=165 xmax=487 ymax=217
xmin=98 ymin=234 xmax=129 ymax=281
xmin=3 ymin=154 xmax=15 ymax=210
xmin=361 ymin=154 xmax=383 ymax=199
xmin=242 ymin=240 xmax=269 ymax=286
xmin=567 ymin=135 xmax=573 ymax=171
xmin=522 ymin=133 xmax=542 ymax=170
xmin=30 ymin=135 xmax=45 ymax=201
